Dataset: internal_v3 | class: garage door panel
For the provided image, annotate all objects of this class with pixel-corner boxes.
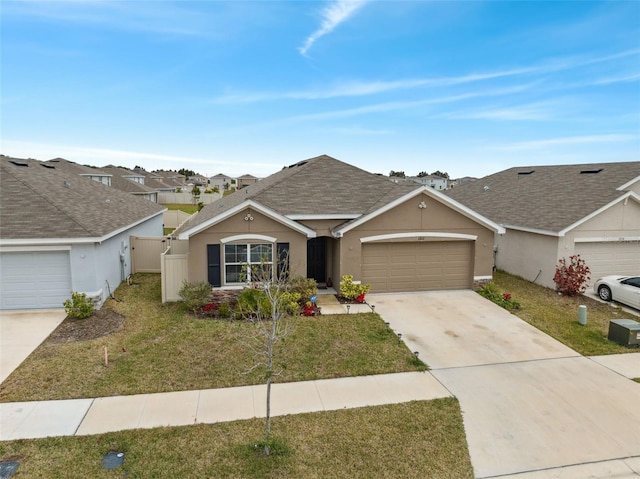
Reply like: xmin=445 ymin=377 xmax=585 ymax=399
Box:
xmin=575 ymin=242 xmax=640 ymax=283
xmin=362 ymin=241 xmax=472 ymax=293
xmin=1 ymin=251 xmax=71 ymax=310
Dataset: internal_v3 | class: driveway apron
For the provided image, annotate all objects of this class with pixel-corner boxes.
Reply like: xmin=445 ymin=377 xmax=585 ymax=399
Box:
xmin=368 ymin=291 xmax=640 ymax=479
xmin=0 ymin=310 xmax=66 ymax=383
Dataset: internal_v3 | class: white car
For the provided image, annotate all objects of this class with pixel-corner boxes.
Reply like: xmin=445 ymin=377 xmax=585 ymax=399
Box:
xmin=594 ymin=276 xmax=640 ymax=310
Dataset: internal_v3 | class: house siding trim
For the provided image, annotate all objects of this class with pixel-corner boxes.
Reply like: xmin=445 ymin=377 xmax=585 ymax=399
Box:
xmin=0 ymin=210 xmax=166 ymax=247
xmin=334 ymin=186 xmax=505 ymax=237
xmin=617 ymin=175 xmax=640 ymax=191
xmin=558 ymin=192 xmax=640 ymax=237
xmin=361 ymin=232 xmax=478 ymax=243
xmin=0 ymin=245 xmax=71 ymax=252
xmin=574 ymin=236 xmax=640 ymax=243
xmin=220 ymin=234 xmax=277 ymax=244
xmin=178 ymin=200 xmax=316 ymax=240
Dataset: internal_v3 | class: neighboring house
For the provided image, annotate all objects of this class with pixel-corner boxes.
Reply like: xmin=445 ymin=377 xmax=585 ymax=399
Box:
xmin=45 ymin=159 xmax=160 ymax=203
xmin=411 ymin=175 xmax=448 ymax=190
xmin=209 ymin=173 xmax=234 ymax=192
xmin=100 ymin=165 xmax=160 ymax=202
xmin=172 ymin=155 xmax=504 ymax=294
xmin=446 ymin=162 xmax=640 ymax=289
xmin=236 ymin=174 xmax=259 ymax=189
xmin=46 ymin=157 xmax=113 ymax=186
xmin=133 ymin=167 xmax=179 ymax=192
xmin=153 ymin=170 xmax=186 ymax=186
xmin=0 ymin=156 xmax=165 ymax=310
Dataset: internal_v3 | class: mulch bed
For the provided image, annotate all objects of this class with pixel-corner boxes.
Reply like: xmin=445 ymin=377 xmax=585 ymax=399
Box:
xmin=47 ymin=308 xmax=125 ymax=343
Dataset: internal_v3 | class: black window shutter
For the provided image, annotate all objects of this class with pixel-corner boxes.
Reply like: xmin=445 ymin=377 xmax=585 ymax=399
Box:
xmin=207 ymin=244 xmax=221 ymax=287
xmin=276 ymin=242 xmax=289 ymax=279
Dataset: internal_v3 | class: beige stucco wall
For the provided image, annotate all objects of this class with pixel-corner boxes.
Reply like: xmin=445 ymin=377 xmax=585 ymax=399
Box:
xmin=495 ymin=229 xmax=560 ymax=288
xmin=569 ymin=198 xmax=640 ymax=242
xmin=187 ymin=207 xmax=308 ymax=283
xmin=497 ymin=198 xmax=640 ymax=289
xmin=341 ymin=193 xmax=496 ymax=281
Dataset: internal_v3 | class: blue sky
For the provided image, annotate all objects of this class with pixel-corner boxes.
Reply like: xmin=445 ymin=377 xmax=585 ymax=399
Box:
xmin=2 ymin=0 xmax=639 ymax=179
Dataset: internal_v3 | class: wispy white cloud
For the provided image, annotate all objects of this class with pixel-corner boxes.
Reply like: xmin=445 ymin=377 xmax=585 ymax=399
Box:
xmin=439 ymin=101 xmax=563 ymax=121
xmin=489 ymin=134 xmax=637 ymax=152
xmin=281 ymin=84 xmax=535 ymax=122
xmin=213 ymin=48 xmax=640 ymax=104
xmin=2 ymin=1 xmax=220 ymax=38
xmin=593 ymin=72 xmax=640 ymax=85
xmin=212 ymin=67 xmax=535 ymax=104
xmin=299 ymin=0 xmax=368 ymax=56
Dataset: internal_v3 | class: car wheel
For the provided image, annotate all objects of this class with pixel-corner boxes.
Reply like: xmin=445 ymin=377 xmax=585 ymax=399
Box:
xmin=598 ymin=285 xmax=612 ymax=302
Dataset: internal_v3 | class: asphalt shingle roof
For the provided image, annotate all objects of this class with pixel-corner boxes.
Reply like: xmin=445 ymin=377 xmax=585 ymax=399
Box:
xmin=446 ymin=161 xmax=640 ymax=233
xmin=0 ymin=156 xmax=165 ymax=240
xmin=177 ymin=155 xmax=419 ymax=234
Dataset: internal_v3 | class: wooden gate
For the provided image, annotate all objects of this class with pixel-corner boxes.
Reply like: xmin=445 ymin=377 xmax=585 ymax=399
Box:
xmin=131 ymin=236 xmax=168 ymax=273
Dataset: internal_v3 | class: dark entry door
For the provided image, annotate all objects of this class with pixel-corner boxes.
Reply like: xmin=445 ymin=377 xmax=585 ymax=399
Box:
xmin=307 ymin=237 xmax=326 ymax=283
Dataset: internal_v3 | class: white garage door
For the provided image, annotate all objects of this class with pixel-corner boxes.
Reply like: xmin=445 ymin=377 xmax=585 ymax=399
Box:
xmin=575 ymin=242 xmax=640 ymax=283
xmin=0 ymin=251 xmax=71 ymax=310
xmin=362 ymin=241 xmax=473 ymax=293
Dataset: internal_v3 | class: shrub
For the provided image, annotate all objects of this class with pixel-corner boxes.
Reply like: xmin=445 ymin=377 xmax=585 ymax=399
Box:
xmin=179 ymin=280 xmax=212 ymax=313
xmin=236 ymin=288 xmax=271 ymax=319
xmin=218 ymin=302 xmax=232 ymax=319
xmin=287 ymin=276 xmax=317 ymax=305
xmin=64 ymin=292 xmax=94 ymax=319
xmin=339 ymin=274 xmax=371 ymax=302
xmin=553 ymin=255 xmax=591 ymax=296
xmin=278 ymin=291 xmax=303 ymax=315
xmin=478 ymin=282 xmax=520 ymax=310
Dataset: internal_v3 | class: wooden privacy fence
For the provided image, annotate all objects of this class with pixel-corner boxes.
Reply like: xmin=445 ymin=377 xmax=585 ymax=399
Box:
xmin=130 ymin=236 xmax=168 ymax=273
xmin=163 ymin=210 xmax=192 ymax=229
xmin=161 ymin=240 xmax=189 ymax=303
xmin=158 ymin=192 xmax=220 ymax=205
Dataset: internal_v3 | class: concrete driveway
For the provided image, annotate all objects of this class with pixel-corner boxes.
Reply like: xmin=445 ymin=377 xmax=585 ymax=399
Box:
xmin=369 ymin=291 xmax=640 ymax=479
xmin=0 ymin=309 xmax=66 ymax=383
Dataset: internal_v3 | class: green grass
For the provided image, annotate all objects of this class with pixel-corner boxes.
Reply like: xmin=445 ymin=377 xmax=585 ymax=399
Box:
xmin=0 ymin=398 xmax=472 ymax=479
xmin=0 ymin=274 xmax=424 ymax=402
xmin=492 ymin=270 xmax=640 ymax=356
xmin=161 ymin=203 xmax=200 ymax=214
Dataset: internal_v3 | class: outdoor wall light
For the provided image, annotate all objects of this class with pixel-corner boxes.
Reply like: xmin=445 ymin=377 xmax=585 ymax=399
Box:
xmin=346 ymin=305 xmax=350 ymax=314
xmin=418 ymin=201 xmax=427 ymax=209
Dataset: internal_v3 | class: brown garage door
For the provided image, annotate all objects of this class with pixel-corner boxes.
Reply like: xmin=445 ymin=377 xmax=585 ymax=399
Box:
xmin=362 ymin=241 xmax=473 ymax=293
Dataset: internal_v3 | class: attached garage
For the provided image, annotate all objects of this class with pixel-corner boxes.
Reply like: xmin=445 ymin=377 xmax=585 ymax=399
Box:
xmin=362 ymin=240 xmax=473 ymax=293
xmin=575 ymin=241 xmax=640 ymax=282
xmin=0 ymin=251 xmax=71 ymax=310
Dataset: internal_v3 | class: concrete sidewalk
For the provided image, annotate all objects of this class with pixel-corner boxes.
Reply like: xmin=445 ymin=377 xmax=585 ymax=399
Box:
xmin=0 ymin=371 xmax=450 ymax=440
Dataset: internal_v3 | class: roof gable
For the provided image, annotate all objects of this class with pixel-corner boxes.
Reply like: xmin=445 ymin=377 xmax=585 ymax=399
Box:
xmin=446 ymin=161 xmax=640 ymax=234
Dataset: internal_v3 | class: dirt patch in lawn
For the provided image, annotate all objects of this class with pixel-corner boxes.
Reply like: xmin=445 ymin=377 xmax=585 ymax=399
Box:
xmin=47 ymin=308 xmax=125 ymax=343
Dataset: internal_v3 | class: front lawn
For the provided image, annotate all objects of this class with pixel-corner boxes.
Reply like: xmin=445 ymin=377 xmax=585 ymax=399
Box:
xmin=493 ymin=270 xmax=640 ymax=356
xmin=0 ymin=274 xmax=425 ymax=402
xmin=0 ymin=399 xmax=472 ymax=479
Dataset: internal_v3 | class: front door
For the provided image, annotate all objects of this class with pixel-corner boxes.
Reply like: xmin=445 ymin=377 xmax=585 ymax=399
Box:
xmin=307 ymin=237 xmax=326 ymax=283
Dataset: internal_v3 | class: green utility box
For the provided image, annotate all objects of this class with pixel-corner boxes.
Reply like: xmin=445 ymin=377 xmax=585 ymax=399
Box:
xmin=608 ymin=319 xmax=640 ymax=348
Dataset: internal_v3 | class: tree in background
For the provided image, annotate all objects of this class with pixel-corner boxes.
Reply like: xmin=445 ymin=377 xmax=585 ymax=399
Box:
xmin=191 ymin=185 xmax=201 ymax=204
xmin=431 ymin=170 xmax=450 ymax=178
xmin=389 ymin=170 xmax=405 ymax=177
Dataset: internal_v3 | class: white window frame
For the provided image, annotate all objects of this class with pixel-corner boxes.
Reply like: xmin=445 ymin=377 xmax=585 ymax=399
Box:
xmin=223 ymin=242 xmax=274 ymax=284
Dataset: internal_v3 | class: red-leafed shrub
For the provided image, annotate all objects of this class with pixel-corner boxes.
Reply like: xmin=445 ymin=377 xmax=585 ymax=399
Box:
xmin=553 ymin=255 xmax=591 ymax=296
